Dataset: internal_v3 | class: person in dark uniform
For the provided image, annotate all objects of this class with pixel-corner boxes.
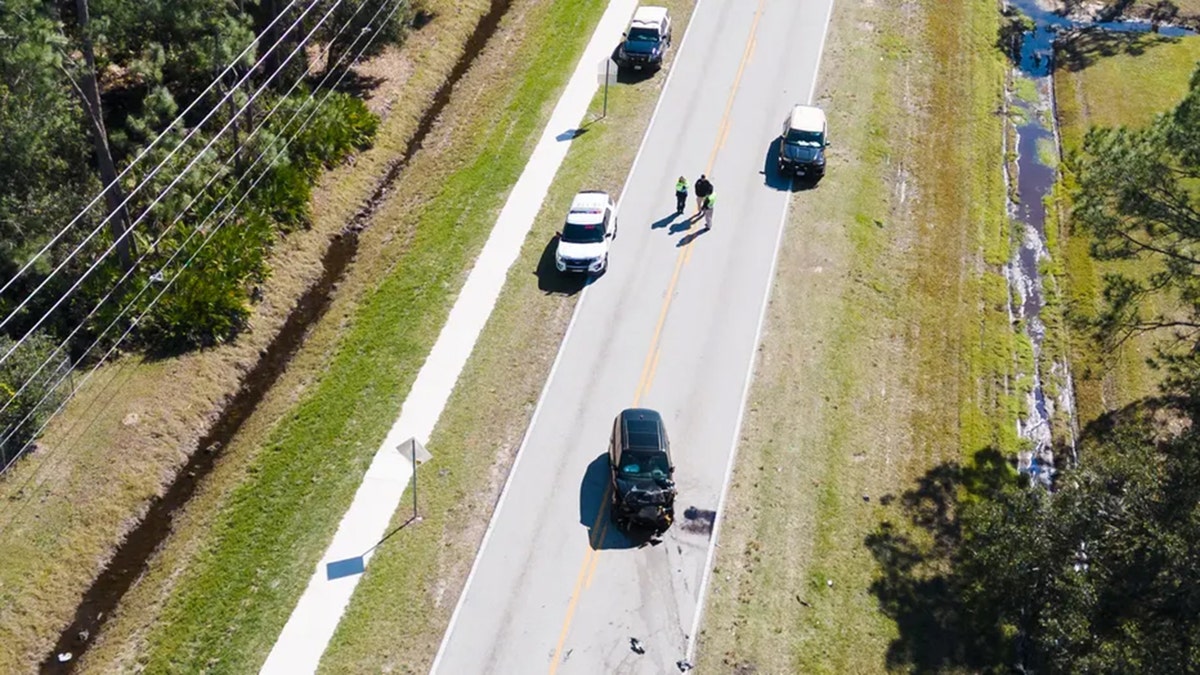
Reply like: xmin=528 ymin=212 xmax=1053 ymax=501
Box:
xmin=694 ymin=174 xmax=713 ymax=214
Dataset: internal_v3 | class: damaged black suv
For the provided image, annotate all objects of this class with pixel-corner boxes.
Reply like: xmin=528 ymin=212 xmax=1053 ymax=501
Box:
xmin=608 ymin=408 xmax=676 ymax=535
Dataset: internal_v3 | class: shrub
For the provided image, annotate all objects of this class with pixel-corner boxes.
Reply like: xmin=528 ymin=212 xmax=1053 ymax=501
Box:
xmin=0 ymin=332 xmax=71 ymax=467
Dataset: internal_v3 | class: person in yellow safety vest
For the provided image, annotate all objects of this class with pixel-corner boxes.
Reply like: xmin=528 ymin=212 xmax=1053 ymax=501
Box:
xmin=675 ymin=176 xmax=688 ymax=214
xmin=702 ymin=193 xmax=715 ymax=230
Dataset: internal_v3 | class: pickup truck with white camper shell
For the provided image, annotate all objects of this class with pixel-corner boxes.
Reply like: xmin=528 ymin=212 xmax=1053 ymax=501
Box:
xmin=778 ymin=104 xmax=829 ymax=181
xmin=615 ymin=6 xmax=672 ymax=72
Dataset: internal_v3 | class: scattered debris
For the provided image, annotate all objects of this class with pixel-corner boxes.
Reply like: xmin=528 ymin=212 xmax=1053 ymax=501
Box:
xmin=826 ymin=579 xmax=834 ymax=588
xmin=862 ymin=493 xmax=870 ymax=502
xmin=796 ymin=595 xmax=811 ymax=607
xmin=631 ymin=637 xmax=645 ymax=655
xmin=57 ymin=653 xmax=72 ymax=663
xmin=677 ymin=659 xmax=694 ymax=671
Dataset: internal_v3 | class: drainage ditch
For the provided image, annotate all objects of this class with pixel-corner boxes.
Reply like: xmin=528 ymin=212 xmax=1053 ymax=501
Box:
xmin=1000 ymin=0 xmax=1192 ymax=486
xmin=41 ymin=0 xmax=513 ymax=670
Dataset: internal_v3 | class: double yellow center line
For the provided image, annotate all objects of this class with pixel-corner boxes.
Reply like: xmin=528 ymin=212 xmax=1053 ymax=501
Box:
xmin=546 ymin=2 xmax=766 ymax=671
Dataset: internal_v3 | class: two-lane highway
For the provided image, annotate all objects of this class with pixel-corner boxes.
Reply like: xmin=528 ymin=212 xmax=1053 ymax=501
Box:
xmin=432 ymin=0 xmax=834 ymax=672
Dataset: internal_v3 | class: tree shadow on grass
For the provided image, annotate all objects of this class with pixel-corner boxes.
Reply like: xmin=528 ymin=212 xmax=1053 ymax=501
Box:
xmin=866 ymin=448 xmax=1020 ymax=673
xmin=1055 ymin=27 xmax=1182 ymax=73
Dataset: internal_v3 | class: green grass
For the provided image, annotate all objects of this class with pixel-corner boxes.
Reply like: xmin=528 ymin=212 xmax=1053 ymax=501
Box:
xmin=130 ymin=1 xmax=612 ymax=671
xmin=315 ymin=1 xmax=698 ymax=670
xmin=1054 ymin=34 xmax=1200 ymax=423
xmin=1057 ymin=33 xmax=1200 ymax=153
xmin=695 ymin=0 xmax=1012 ymax=672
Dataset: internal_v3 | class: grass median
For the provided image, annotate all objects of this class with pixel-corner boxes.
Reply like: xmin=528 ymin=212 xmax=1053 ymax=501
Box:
xmin=1054 ymin=31 xmax=1200 ymax=424
xmin=72 ymin=0 xmax=620 ymax=671
xmin=695 ymin=0 xmax=1012 ymax=671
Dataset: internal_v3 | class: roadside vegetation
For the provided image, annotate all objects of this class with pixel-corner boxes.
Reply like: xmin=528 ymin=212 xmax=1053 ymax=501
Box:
xmin=701 ymin=0 xmax=1200 ymax=671
xmin=0 ymin=0 xmax=410 ymax=461
xmin=697 ymin=0 xmax=1013 ymax=671
xmin=75 ymin=0 xmax=657 ymax=671
xmin=1055 ymin=30 xmax=1200 ymax=421
xmin=0 ymin=0 xmax=489 ymax=670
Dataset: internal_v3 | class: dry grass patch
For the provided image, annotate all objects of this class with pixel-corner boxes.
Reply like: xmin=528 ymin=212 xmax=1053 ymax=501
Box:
xmin=696 ymin=0 xmax=1011 ymax=672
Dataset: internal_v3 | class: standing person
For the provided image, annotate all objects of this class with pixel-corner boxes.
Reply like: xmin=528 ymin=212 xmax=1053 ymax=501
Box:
xmin=674 ymin=176 xmax=688 ymax=214
xmin=702 ymin=192 xmax=715 ymax=230
xmin=695 ymin=174 xmax=713 ymax=214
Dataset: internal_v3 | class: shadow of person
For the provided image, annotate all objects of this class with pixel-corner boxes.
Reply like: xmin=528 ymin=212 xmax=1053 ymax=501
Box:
xmin=535 ymin=235 xmax=589 ymax=296
xmin=677 ymin=226 xmax=710 ymax=247
xmin=651 ymin=211 xmax=680 ymax=230
xmin=669 ymin=219 xmax=694 ymax=235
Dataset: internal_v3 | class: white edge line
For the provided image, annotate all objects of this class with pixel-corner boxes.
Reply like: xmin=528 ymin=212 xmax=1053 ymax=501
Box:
xmin=428 ymin=1 xmax=710 ymax=672
xmin=808 ymin=0 xmax=835 ymax=106
xmin=685 ymin=0 xmax=836 ymax=661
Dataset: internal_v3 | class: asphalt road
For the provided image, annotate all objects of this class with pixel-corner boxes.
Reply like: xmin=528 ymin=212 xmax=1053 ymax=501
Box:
xmin=433 ymin=0 xmax=834 ymax=672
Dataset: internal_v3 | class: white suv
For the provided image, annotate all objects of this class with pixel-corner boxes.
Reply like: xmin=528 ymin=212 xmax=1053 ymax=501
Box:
xmin=556 ymin=190 xmax=617 ymax=275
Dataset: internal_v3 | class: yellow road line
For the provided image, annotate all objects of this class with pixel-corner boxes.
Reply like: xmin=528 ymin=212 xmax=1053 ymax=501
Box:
xmin=546 ymin=2 xmax=767 ymax=671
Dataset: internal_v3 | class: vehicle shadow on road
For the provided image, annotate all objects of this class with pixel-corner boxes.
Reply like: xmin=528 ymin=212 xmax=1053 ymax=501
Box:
xmin=580 ymin=453 xmax=639 ymax=551
xmin=535 ymin=235 xmax=589 ymax=296
xmin=763 ymin=140 xmax=820 ymax=193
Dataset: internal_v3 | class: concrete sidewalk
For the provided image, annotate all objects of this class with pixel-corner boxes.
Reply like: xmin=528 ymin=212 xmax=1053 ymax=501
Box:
xmin=259 ymin=1 xmax=638 ymax=672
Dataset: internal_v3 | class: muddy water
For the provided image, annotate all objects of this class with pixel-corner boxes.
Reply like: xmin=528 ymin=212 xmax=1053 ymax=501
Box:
xmin=1002 ymin=0 xmax=1191 ymax=485
xmin=41 ymin=0 xmax=514 ymax=671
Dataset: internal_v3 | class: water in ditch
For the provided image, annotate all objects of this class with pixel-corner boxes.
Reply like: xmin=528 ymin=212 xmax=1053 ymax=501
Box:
xmin=1002 ymin=0 xmax=1192 ymax=486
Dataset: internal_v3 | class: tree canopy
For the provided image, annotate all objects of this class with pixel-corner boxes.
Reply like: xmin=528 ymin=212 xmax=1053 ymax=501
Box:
xmin=0 ymin=0 xmax=415 ymax=463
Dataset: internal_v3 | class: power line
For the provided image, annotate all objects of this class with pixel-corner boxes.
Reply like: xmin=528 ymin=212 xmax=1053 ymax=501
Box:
xmin=0 ymin=0 xmax=307 ymax=302
xmin=0 ymin=0 xmax=351 ymax=371
xmin=0 ymin=0 xmax=381 ymax=430
xmin=0 ymin=0 xmax=408 ymax=481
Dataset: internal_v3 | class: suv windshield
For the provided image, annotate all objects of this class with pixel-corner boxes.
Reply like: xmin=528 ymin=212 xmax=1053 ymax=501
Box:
xmin=627 ymin=26 xmax=660 ymax=42
xmin=618 ymin=450 xmax=670 ymax=480
xmin=786 ymin=128 xmax=824 ymax=146
xmin=561 ymin=221 xmax=605 ymax=244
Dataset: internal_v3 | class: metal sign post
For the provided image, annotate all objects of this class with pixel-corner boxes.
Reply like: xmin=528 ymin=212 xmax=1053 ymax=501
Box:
xmin=400 ymin=437 xmax=432 ymax=521
xmin=597 ymin=58 xmax=618 ymax=119
xmin=604 ymin=58 xmax=610 ymax=118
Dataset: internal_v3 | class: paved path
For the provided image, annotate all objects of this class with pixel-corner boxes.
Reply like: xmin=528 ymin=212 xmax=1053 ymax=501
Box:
xmin=259 ymin=1 xmax=640 ymax=671
xmin=431 ymin=0 xmax=835 ymax=673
